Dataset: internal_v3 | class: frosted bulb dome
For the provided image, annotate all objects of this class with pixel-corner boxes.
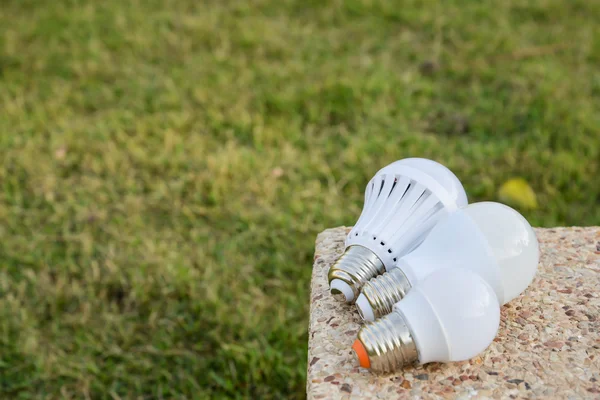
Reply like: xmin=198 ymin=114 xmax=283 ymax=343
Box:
xmin=354 ymin=269 xmax=500 ymax=372
xmin=464 ymin=202 xmax=539 ymax=303
xmin=357 ymin=202 xmax=539 ymax=320
xmin=398 ymin=268 xmax=500 ymax=364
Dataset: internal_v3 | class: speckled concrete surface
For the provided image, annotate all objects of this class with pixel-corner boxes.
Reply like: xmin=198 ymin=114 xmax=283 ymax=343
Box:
xmin=307 ymin=227 xmax=600 ymax=399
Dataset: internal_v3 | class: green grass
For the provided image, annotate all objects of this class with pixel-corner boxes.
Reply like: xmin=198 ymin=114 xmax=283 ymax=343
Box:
xmin=0 ymin=0 xmax=599 ymax=398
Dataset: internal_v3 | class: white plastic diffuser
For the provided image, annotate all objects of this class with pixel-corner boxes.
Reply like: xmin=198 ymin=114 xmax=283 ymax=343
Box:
xmin=352 ymin=269 xmax=500 ymax=372
xmin=328 ymin=158 xmax=468 ymax=303
xmin=357 ymin=202 xmax=539 ymax=321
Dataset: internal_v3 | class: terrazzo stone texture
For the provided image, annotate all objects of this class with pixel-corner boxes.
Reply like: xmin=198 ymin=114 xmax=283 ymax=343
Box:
xmin=307 ymin=227 xmax=600 ymax=399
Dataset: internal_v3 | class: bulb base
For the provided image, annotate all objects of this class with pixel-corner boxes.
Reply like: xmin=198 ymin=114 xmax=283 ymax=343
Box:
xmin=328 ymin=245 xmax=385 ymax=303
xmin=359 ymin=268 xmax=412 ymax=320
xmin=356 ymin=310 xmax=418 ymax=373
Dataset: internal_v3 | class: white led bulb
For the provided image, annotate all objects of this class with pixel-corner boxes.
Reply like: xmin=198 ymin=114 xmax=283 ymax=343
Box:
xmin=357 ymin=202 xmax=539 ymax=321
xmin=328 ymin=158 xmax=468 ymax=303
xmin=352 ymin=268 xmax=500 ymax=372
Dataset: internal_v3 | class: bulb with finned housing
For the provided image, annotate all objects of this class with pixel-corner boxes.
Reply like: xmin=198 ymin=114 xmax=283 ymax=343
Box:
xmin=352 ymin=268 xmax=500 ymax=373
xmin=356 ymin=202 xmax=539 ymax=322
xmin=328 ymin=158 xmax=467 ymax=303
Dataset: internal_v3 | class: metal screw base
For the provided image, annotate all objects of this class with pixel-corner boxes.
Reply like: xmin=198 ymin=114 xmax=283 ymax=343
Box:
xmin=357 ymin=310 xmax=419 ymax=373
xmin=328 ymin=245 xmax=385 ymax=303
xmin=360 ymin=268 xmax=412 ymax=320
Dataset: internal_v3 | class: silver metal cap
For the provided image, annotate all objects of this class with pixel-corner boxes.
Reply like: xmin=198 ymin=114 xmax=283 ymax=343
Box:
xmin=356 ymin=310 xmax=419 ymax=373
xmin=328 ymin=245 xmax=385 ymax=303
xmin=359 ymin=268 xmax=412 ymax=320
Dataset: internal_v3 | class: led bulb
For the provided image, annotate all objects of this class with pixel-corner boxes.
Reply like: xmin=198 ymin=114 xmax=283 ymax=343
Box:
xmin=328 ymin=158 xmax=467 ymax=303
xmin=357 ymin=202 xmax=539 ymax=321
xmin=353 ymin=269 xmax=500 ymax=372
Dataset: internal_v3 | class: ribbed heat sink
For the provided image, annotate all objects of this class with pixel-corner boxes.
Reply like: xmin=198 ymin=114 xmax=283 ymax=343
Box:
xmin=348 ymin=173 xmax=446 ymax=262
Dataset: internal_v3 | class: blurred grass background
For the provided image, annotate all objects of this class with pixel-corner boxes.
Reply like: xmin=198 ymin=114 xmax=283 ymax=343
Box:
xmin=0 ymin=0 xmax=599 ymax=398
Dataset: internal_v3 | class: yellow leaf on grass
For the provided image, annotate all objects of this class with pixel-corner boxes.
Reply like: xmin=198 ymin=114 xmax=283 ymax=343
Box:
xmin=498 ymin=178 xmax=538 ymax=210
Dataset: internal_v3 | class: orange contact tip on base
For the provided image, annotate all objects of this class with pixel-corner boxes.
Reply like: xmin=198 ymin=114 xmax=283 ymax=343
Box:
xmin=352 ymin=339 xmax=371 ymax=369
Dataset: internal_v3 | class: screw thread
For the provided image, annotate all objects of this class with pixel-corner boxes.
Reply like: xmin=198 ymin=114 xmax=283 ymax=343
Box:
xmin=328 ymin=245 xmax=384 ymax=302
xmin=357 ymin=310 xmax=418 ymax=373
xmin=360 ymin=268 xmax=412 ymax=320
